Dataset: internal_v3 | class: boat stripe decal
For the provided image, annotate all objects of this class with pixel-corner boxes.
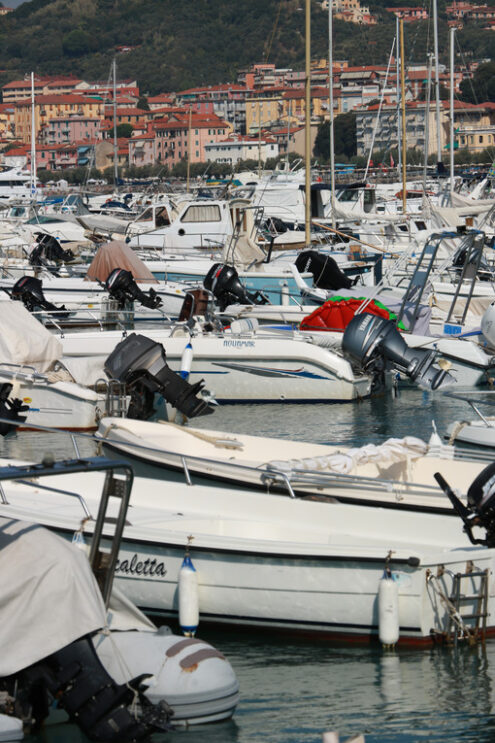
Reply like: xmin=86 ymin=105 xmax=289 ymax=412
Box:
xmin=180 ymin=648 xmax=226 ymax=668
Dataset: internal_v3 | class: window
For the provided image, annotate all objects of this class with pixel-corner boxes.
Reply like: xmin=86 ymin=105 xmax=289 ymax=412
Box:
xmin=181 ymin=204 xmax=221 ymax=223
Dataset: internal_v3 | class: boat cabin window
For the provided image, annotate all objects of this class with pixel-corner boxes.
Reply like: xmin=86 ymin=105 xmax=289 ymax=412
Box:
xmin=181 ymin=205 xmax=221 ymax=223
xmin=155 ymin=206 xmax=170 ymax=227
xmin=414 ymin=220 xmax=427 ymax=231
xmin=363 ymin=189 xmax=375 ymax=213
xmin=398 ymin=224 xmax=408 ymax=232
xmin=9 ymin=206 xmax=26 ymax=218
xmin=136 ymin=207 xmax=155 ymax=223
xmin=337 ymin=188 xmax=360 ymax=203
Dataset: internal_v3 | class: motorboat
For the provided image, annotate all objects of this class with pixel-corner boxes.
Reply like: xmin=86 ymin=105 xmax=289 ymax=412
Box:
xmin=1 ymin=452 xmax=495 ymax=646
xmin=94 ymin=417 xmax=490 ymax=514
xmin=0 ymin=166 xmax=32 ymax=204
xmin=59 ymin=320 xmax=372 ymax=404
xmin=0 ymin=456 xmax=239 ymax=738
xmin=445 ymin=391 xmax=495 ymax=448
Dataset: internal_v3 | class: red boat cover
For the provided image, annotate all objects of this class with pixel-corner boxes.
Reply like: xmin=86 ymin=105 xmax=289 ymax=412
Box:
xmin=300 ymin=298 xmax=394 ymax=332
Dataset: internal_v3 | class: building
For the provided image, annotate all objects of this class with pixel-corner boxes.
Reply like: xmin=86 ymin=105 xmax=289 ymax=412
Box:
xmin=321 ymin=0 xmax=377 ymax=24
xmin=2 ymin=76 xmax=86 ymax=103
xmin=175 ymin=84 xmax=250 ymax=134
xmin=204 ymin=135 xmax=279 ymax=165
xmin=152 ymin=112 xmax=230 ymax=167
xmin=386 ymin=7 xmax=429 ymax=20
xmin=355 ymin=99 xmax=495 ymax=156
xmin=39 ymin=116 xmax=101 ymax=145
xmin=13 ymin=94 xmax=104 ymax=143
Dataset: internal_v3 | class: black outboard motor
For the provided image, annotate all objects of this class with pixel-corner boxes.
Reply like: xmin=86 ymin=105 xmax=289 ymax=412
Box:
xmin=2 ymin=635 xmax=170 ymax=741
xmin=11 ymin=276 xmax=70 ymax=318
xmin=29 ymin=233 xmax=75 ymax=267
xmin=104 ymin=333 xmax=213 ymax=420
xmin=342 ymin=313 xmax=453 ymax=390
xmin=203 ymin=263 xmax=269 ymax=312
xmin=295 ymin=250 xmax=355 ymax=291
xmin=105 ymin=268 xmax=162 ymax=310
xmin=0 ymin=383 xmax=28 ymax=436
xmin=435 ymin=463 xmax=495 ymax=547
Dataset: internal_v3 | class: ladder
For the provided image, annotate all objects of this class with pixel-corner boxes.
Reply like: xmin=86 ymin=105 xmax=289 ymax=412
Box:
xmin=447 ymin=568 xmax=489 ymax=647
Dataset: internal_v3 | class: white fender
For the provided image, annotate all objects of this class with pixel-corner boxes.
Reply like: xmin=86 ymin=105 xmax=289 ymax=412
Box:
xmin=378 ymin=571 xmax=399 ymax=646
xmin=180 ymin=341 xmax=193 ymax=380
xmin=178 ymin=553 xmax=199 ymax=637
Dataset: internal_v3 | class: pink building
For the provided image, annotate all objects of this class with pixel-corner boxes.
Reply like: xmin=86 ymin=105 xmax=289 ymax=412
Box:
xmin=40 ymin=116 xmax=101 ymax=145
xmin=153 ymin=113 xmax=230 ymax=167
xmin=128 ymin=133 xmax=156 ymax=167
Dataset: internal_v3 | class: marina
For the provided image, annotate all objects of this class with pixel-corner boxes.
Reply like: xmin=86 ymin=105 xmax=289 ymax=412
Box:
xmin=1 ymin=0 xmax=495 ymax=739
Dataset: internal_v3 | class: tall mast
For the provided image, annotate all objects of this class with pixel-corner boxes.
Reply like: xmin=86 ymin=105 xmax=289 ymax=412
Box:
xmin=449 ymin=26 xmax=455 ymax=197
xmin=422 ymin=54 xmax=433 ymax=193
xmin=396 ymin=16 xmax=402 ymax=177
xmin=400 ymin=18 xmax=407 ymax=215
xmin=433 ymin=0 xmax=443 ymax=169
xmin=305 ymin=0 xmax=311 ymax=246
xmin=328 ymin=0 xmax=335 ymax=228
xmin=30 ymin=72 xmax=37 ymax=200
xmin=187 ymin=104 xmax=192 ymax=192
xmin=112 ymin=58 xmax=118 ymax=188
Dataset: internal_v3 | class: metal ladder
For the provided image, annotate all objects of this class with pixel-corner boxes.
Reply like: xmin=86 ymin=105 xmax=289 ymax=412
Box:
xmin=447 ymin=567 xmax=489 ymax=647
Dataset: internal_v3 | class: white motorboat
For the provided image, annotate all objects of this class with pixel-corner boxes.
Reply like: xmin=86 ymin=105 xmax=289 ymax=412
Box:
xmin=0 ymin=166 xmax=32 ymax=204
xmin=59 ymin=322 xmax=371 ymax=403
xmin=445 ymin=391 xmax=495 ymax=448
xmin=94 ymin=417 xmax=490 ymax=514
xmin=1 ymin=452 xmax=495 ymax=646
xmin=0 ymin=458 xmax=239 ymax=736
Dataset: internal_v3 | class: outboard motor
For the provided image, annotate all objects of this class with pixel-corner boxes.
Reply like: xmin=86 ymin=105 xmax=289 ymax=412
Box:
xmin=342 ymin=313 xmax=453 ymax=390
xmin=203 ymin=263 xmax=269 ymax=312
xmin=104 ymin=333 xmax=213 ymax=420
xmin=105 ymin=268 xmax=162 ymax=310
xmin=435 ymin=463 xmax=495 ymax=547
xmin=295 ymin=250 xmax=355 ymax=291
xmin=2 ymin=635 xmax=170 ymax=741
xmin=0 ymin=383 xmax=28 ymax=436
xmin=11 ymin=276 xmax=70 ymax=318
xmin=29 ymin=233 xmax=75 ymax=267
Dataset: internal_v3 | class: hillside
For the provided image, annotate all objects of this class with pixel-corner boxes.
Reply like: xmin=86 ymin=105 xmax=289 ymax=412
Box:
xmin=0 ymin=0 xmax=494 ymax=96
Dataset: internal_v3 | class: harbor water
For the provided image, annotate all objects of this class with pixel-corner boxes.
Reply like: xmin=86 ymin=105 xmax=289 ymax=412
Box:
xmin=3 ymin=386 xmax=495 ymax=743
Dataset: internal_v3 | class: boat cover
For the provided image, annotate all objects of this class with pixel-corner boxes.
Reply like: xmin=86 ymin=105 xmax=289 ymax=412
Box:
xmin=300 ymin=297 xmax=405 ymax=332
xmin=85 ymin=240 xmax=158 ymax=283
xmin=0 ymin=517 xmax=106 ymax=676
xmin=0 ymin=300 xmax=62 ymax=372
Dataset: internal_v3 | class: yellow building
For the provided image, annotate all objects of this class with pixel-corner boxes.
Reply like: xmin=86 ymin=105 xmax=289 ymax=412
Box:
xmin=14 ymin=94 xmax=104 ymax=143
xmin=245 ymin=96 xmax=283 ymax=134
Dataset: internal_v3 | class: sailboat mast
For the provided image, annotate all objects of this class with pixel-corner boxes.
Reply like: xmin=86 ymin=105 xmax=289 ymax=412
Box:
xmin=433 ymin=0 xmax=443 ymax=168
xmin=449 ymin=26 xmax=455 ymax=196
xmin=112 ymin=58 xmax=118 ymax=188
xmin=30 ymin=72 xmax=36 ymax=199
xmin=305 ymin=0 xmax=311 ymax=246
xmin=328 ymin=0 xmax=336 ymax=228
xmin=400 ymin=18 xmax=407 ymax=214
xmin=396 ymin=16 xmax=402 ymax=177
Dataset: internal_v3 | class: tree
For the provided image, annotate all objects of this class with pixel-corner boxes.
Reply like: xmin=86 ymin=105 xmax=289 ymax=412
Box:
xmin=116 ymin=123 xmax=134 ymax=138
xmin=313 ymin=112 xmax=357 ymax=161
xmin=137 ymin=96 xmax=150 ymax=111
xmin=62 ymin=29 xmax=93 ymax=57
xmin=460 ymin=62 xmax=495 ymax=104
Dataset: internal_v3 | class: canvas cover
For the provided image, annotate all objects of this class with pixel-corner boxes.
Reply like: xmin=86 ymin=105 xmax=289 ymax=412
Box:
xmin=0 ymin=517 xmax=106 ymax=676
xmin=85 ymin=240 xmax=158 ymax=283
xmin=0 ymin=300 xmax=62 ymax=372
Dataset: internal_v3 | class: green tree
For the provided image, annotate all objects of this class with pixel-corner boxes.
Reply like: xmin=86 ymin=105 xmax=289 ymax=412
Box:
xmin=314 ymin=112 xmax=357 ymax=161
xmin=137 ymin=96 xmax=150 ymax=111
xmin=116 ymin=123 xmax=134 ymax=138
xmin=62 ymin=29 xmax=93 ymax=57
xmin=460 ymin=62 xmax=495 ymax=104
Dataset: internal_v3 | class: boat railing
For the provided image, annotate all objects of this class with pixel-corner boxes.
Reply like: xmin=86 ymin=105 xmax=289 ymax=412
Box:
xmin=0 ymin=455 xmax=134 ymax=607
xmin=0 ymin=362 xmax=48 ymax=383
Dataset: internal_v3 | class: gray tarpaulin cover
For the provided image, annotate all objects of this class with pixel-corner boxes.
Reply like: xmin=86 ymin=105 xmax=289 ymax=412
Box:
xmin=0 ymin=300 xmax=62 ymax=372
xmin=0 ymin=517 xmax=106 ymax=676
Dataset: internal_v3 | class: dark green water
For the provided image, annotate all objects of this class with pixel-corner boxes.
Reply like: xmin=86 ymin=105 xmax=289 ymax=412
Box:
xmin=2 ymin=387 xmax=495 ymax=743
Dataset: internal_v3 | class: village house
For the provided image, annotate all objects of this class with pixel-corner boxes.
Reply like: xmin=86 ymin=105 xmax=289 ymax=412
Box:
xmin=2 ymin=76 xmax=86 ymax=103
xmin=386 ymin=6 xmax=429 ymax=20
xmin=152 ymin=112 xmax=230 ymax=167
xmin=175 ymin=84 xmax=250 ymax=134
xmin=204 ymin=134 xmax=279 ymax=165
xmin=13 ymin=94 xmax=104 ymax=143
xmin=39 ymin=115 xmax=101 ymax=145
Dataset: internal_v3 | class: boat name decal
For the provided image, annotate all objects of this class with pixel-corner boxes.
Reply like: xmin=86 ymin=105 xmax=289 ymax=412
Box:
xmin=223 ymin=339 xmax=255 ymax=348
xmin=115 ymin=554 xmax=167 ymax=577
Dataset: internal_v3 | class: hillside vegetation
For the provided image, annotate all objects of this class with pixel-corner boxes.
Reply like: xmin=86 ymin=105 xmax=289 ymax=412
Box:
xmin=0 ymin=0 xmax=494 ymax=96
